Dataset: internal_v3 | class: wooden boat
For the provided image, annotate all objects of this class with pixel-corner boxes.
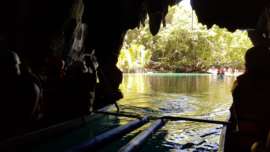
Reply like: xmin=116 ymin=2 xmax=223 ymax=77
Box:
xmin=0 ymin=111 xmax=229 ymax=152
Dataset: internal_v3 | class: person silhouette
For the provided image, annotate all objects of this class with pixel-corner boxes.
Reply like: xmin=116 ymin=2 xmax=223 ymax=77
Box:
xmin=226 ymin=45 xmax=270 ymax=152
xmin=0 ymin=50 xmax=41 ymax=140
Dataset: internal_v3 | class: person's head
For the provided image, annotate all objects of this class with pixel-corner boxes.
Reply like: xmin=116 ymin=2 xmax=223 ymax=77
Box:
xmin=248 ymin=29 xmax=270 ymax=46
xmin=45 ymin=56 xmax=65 ymax=78
xmin=66 ymin=61 xmax=85 ymax=79
xmin=245 ymin=46 xmax=270 ymax=76
xmin=84 ymin=54 xmax=92 ymax=67
xmin=0 ymin=50 xmax=21 ymax=76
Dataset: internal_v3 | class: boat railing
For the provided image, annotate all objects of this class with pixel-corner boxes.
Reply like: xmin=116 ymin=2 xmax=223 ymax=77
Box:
xmin=0 ymin=113 xmax=101 ymax=150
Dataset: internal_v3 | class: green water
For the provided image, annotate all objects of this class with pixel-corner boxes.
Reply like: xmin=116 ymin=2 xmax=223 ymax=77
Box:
xmin=119 ymin=73 xmax=234 ymax=119
xmin=116 ymin=73 xmax=236 ymax=151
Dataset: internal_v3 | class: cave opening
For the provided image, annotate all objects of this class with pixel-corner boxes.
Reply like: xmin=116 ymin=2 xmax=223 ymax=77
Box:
xmin=0 ymin=0 xmax=270 ymax=151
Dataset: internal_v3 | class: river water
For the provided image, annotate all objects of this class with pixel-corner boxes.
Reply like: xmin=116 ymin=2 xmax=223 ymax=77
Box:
xmin=115 ymin=73 xmax=236 ymax=152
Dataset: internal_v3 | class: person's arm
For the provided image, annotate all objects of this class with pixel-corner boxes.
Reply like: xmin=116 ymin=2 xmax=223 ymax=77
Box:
xmin=31 ymin=83 xmax=42 ymax=120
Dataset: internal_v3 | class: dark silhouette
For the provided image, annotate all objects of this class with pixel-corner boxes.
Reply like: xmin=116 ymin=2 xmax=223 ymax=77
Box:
xmin=0 ymin=50 xmax=41 ymax=140
xmin=40 ymin=49 xmax=98 ymax=124
xmin=226 ymin=45 xmax=270 ymax=151
xmin=42 ymin=56 xmax=66 ymax=123
xmin=64 ymin=59 xmax=96 ymax=119
xmin=83 ymin=0 xmax=126 ymax=109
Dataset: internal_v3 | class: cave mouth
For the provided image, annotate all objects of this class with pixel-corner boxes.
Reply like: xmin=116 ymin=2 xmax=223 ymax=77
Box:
xmin=117 ymin=0 xmax=252 ymax=74
xmin=0 ymin=1 xmax=269 ymax=149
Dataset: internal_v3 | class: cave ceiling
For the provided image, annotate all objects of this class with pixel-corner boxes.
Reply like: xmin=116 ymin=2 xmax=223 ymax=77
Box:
xmin=0 ymin=0 xmax=269 ymax=64
xmin=190 ymin=0 xmax=269 ymax=31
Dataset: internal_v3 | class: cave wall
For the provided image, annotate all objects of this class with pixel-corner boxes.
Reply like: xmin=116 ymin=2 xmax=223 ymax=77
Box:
xmin=0 ymin=0 xmax=74 ymax=71
xmin=0 ymin=0 xmax=183 ymax=106
xmin=0 ymin=0 xmax=177 ymax=71
xmin=82 ymin=0 xmax=181 ymax=103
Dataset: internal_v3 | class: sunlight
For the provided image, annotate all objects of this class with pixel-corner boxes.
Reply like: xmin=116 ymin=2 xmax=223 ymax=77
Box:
xmin=117 ymin=0 xmax=252 ymax=74
xmin=181 ymin=0 xmax=192 ymax=9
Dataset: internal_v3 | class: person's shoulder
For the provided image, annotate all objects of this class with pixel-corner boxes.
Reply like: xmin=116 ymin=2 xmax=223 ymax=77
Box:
xmin=18 ymin=72 xmax=41 ymax=92
xmin=232 ymin=74 xmax=250 ymax=92
xmin=236 ymin=74 xmax=249 ymax=83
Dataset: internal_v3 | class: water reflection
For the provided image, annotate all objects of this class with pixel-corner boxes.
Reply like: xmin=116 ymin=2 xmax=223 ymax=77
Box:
xmin=119 ymin=73 xmax=235 ymax=120
xmin=118 ymin=73 xmax=236 ymax=151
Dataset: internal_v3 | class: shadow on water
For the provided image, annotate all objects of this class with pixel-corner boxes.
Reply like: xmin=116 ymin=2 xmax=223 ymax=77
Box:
xmin=141 ymin=130 xmax=169 ymax=152
xmin=30 ymin=115 xmax=129 ymax=152
xmin=98 ymin=122 xmax=153 ymax=152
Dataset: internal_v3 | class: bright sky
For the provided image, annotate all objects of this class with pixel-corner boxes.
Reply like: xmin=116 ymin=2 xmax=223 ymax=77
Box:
xmin=181 ymin=0 xmax=192 ymax=9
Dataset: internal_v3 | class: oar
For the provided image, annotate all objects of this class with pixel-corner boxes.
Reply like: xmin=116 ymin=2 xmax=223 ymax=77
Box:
xmin=95 ymin=111 xmax=142 ymax=119
xmin=96 ymin=111 xmax=229 ymax=125
xmin=119 ymin=119 xmax=168 ymax=152
xmin=161 ymin=116 xmax=228 ymax=125
xmin=67 ymin=116 xmax=149 ymax=152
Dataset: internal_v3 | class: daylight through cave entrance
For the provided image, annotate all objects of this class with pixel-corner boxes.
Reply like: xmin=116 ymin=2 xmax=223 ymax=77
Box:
xmin=117 ymin=0 xmax=252 ymax=74
xmin=111 ymin=1 xmax=253 ymax=151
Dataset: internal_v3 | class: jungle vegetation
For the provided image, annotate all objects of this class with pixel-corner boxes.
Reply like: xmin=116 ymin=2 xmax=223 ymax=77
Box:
xmin=117 ymin=4 xmax=253 ymax=73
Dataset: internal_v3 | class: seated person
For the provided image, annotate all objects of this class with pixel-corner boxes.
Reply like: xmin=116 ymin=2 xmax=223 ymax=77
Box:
xmin=42 ymin=54 xmax=96 ymax=124
xmin=226 ymin=45 xmax=270 ymax=151
xmin=0 ymin=50 xmax=41 ymax=140
xmin=64 ymin=59 xmax=96 ymax=119
xmin=42 ymin=56 xmax=66 ymax=124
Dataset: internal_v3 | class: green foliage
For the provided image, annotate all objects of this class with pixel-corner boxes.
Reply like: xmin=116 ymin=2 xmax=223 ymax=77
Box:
xmin=117 ymin=3 xmax=253 ymax=73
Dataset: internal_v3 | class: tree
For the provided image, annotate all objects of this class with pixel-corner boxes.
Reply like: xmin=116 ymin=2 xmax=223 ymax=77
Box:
xmin=117 ymin=4 xmax=253 ymax=73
